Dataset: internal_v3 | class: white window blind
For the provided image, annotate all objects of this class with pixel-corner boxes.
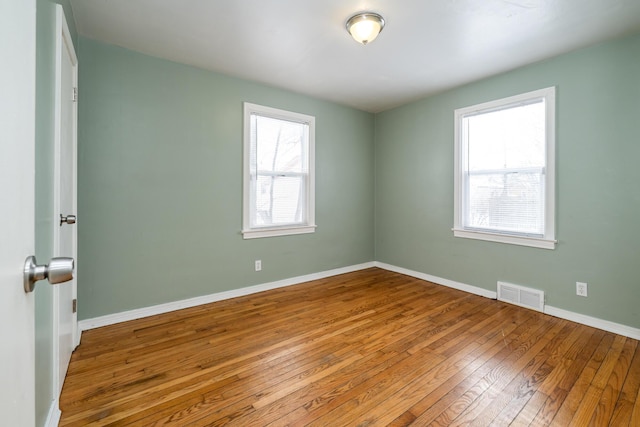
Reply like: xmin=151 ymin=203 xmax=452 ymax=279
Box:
xmin=454 ymin=88 xmax=556 ymax=249
xmin=243 ymin=103 xmax=316 ymax=239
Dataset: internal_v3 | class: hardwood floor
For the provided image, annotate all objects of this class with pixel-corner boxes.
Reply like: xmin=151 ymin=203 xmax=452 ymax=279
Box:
xmin=59 ymin=268 xmax=640 ymax=426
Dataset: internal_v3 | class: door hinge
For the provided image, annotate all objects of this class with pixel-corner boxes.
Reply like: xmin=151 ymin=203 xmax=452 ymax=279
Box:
xmin=73 ymin=87 xmax=78 ymax=102
xmin=72 ymin=298 xmax=77 ymax=313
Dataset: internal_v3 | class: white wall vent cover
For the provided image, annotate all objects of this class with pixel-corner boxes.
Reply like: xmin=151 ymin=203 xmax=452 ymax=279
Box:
xmin=497 ymin=281 xmax=545 ymax=312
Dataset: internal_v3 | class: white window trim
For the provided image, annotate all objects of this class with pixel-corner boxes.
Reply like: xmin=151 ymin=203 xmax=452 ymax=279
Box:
xmin=453 ymin=87 xmax=557 ymax=250
xmin=242 ymin=102 xmax=316 ymax=239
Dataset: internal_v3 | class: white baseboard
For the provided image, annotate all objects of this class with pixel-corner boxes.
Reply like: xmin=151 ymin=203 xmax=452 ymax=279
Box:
xmin=373 ymin=261 xmax=497 ymax=299
xmin=374 ymin=262 xmax=640 ymax=340
xmin=79 ymin=262 xmax=376 ymax=331
xmin=44 ymin=400 xmax=61 ymax=427
xmin=544 ymin=305 xmax=640 ymax=340
xmin=78 ymin=260 xmax=640 ymax=341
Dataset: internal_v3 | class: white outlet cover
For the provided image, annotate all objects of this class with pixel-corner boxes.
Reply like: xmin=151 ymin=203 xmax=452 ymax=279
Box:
xmin=576 ymin=282 xmax=588 ymax=297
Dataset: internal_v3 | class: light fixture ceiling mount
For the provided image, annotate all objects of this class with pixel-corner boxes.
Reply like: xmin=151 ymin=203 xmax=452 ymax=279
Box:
xmin=346 ymin=12 xmax=385 ymax=45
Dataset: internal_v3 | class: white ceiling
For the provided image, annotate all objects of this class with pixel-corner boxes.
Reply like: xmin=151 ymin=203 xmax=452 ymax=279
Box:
xmin=70 ymin=0 xmax=640 ymax=113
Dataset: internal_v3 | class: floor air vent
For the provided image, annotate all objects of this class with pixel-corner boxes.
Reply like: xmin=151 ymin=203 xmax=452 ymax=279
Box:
xmin=497 ymin=281 xmax=545 ymax=312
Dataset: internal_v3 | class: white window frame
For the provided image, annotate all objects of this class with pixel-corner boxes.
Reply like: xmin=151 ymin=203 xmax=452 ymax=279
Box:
xmin=242 ymin=102 xmax=316 ymax=239
xmin=453 ymin=87 xmax=557 ymax=249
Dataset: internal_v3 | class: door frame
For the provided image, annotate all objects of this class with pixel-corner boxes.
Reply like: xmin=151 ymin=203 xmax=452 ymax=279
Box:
xmin=52 ymin=3 xmax=79 ymax=398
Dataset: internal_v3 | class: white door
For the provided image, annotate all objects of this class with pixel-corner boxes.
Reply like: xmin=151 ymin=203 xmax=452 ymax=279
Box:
xmin=0 ymin=0 xmax=37 ymax=425
xmin=54 ymin=4 xmax=78 ymax=396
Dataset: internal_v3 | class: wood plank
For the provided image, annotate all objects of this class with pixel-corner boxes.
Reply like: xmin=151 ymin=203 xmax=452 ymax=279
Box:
xmin=548 ymin=332 xmax=616 ymax=426
xmin=58 ymin=268 xmax=640 ymax=426
xmin=530 ymin=327 xmax=606 ymax=426
xmin=423 ymin=315 xmax=561 ymax=425
xmin=567 ymin=334 xmax=627 ymax=426
xmin=589 ymin=337 xmax=637 ymax=426
xmin=610 ymin=341 xmax=640 ymax=425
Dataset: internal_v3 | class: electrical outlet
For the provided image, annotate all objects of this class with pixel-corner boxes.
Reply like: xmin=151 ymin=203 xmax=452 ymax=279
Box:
xmin=255 ymin=260 xmax=262 ymax=271
xmin=576 ymin=282 xmax=588 ymax=297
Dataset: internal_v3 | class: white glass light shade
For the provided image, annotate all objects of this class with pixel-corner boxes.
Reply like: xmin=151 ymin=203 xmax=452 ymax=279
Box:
xmin=346 ymin=13 xmax=385 ymax=45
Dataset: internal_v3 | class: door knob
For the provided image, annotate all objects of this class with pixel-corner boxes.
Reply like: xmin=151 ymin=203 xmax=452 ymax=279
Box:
xmin=60 ymin=214 xmax=76 ymax=226
xmin=23 ymin=255 xmax=74 ymax=293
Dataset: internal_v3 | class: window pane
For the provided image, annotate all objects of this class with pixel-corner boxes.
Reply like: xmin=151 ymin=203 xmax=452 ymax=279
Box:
xmin=244 ymin=103 xmax=316 ymax=239
xmin=467 ymin=100 xmax=545 ymax=171
xmin=467 ymin=171 xmax=544 ymax=235
xmin=255 ymin=115 xmax=307 ymax=173
xmin=453 ymin=87 xmax=555 ymax=248
xmin=254 ymin=175 xmax=305 ymax=227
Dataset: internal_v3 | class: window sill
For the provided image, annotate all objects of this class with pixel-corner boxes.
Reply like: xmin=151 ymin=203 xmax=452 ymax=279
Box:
xmin=242 ymin=224 xmax=317 ymax=240
xmin=452 ymin=228 xmax=556 ymax=250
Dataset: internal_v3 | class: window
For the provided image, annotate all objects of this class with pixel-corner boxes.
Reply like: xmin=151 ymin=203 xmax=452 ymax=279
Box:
xmin=242 ymin=103 xmax=316 ymax=239
xmin=453 ymin=87 xmax=556 ymax=249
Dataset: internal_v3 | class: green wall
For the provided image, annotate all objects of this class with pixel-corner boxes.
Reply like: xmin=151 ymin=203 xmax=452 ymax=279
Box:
xmin=77 ymin=31 xmax=640 ymax=332
xmin=77 ymin=38 xmax=375 ymax=319
xmin=35 ymin=1 xmax=76 ymax=425
xmin=375 ymin=33 xmax=640 ymax=328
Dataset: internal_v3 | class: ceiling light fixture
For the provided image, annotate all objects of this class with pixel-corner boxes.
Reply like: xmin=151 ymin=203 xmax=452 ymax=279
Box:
xmin=346 ymin=12 xmax=385 ymax=45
